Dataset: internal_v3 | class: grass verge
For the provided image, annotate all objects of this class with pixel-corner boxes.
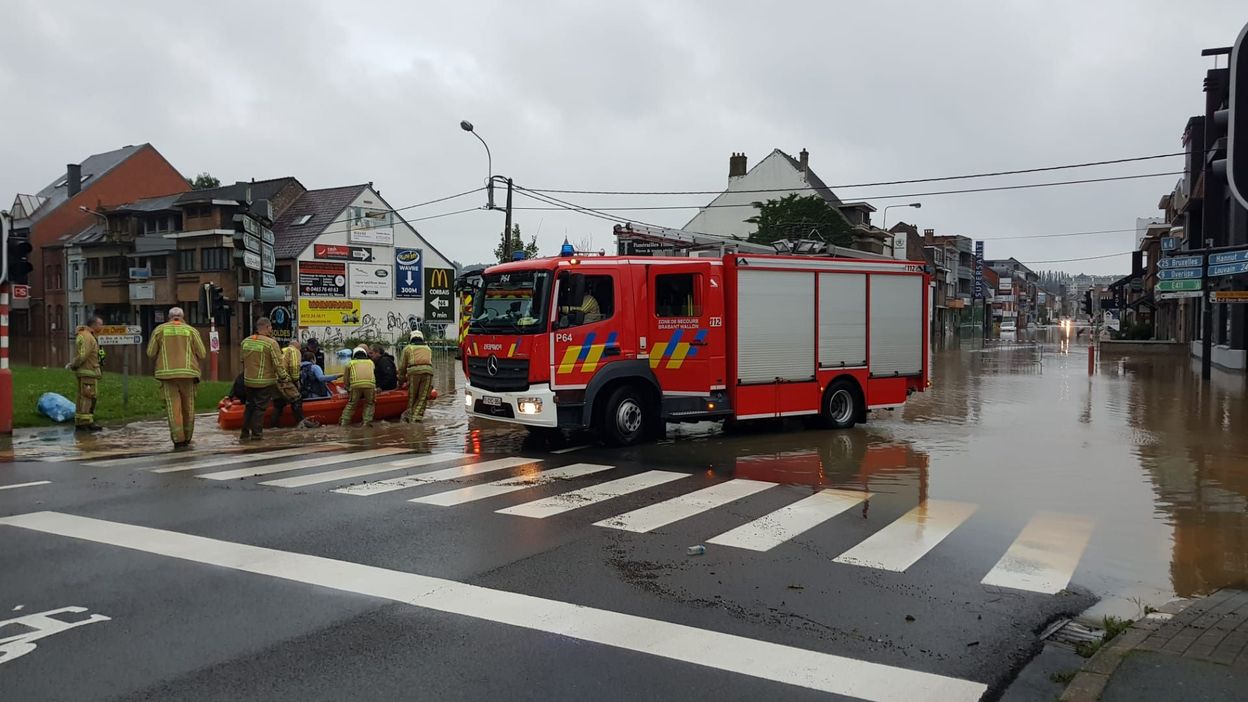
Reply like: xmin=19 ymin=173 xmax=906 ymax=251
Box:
xmin=11 ymin=365 xmax=232 ymax=428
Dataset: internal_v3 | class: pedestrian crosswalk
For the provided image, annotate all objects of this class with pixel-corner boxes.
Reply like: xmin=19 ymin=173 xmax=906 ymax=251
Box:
xmin=58 ymin=446 xmax=1095 ymax=596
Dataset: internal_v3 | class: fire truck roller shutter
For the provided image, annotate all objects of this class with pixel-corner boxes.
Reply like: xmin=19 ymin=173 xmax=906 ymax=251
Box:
xmin=818 ymin=273 xmax=867 ymax=367
xmin=869 ymin=274 xmax=923 ymax=376
xmin=736 ymin=270 xmax=816 ymax=384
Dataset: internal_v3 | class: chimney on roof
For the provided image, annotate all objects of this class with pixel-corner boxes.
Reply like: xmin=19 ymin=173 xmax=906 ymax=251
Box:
xmin=924 ymin=228 xmax=935 ymax=247
xmin=799 ymin=148 xmax=809 ymax=174
xmin=728 ymin=152 xmax=748 ymax=179
xmin=66 ymin=164 xmax=82 ymax=198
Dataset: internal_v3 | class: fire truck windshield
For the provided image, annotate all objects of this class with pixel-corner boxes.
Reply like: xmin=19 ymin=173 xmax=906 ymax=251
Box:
xmin=469 ymin=269 xmax=552 ymax=335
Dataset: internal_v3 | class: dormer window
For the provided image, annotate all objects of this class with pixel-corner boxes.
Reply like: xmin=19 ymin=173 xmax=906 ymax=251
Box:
xmin=294 ymin=214 xmax=313 ymax=226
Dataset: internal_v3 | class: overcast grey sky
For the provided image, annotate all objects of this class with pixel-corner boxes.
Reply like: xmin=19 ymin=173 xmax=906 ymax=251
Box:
xmin=2 ymin=0 xmax=1244 ymax=274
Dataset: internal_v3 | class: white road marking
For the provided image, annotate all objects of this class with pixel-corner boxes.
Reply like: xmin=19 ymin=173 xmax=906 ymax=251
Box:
xmin=496 ymin=470 xmax=688 ymax=518
xmin=151 ymin=444 xmax=346 ymax=474
xmin=260 ymin=452 xmax=469 ymax=489
xmin=593 ymin=479 xmax=774 ymax=533
xmin=707 ymin=489 xmax=869 ymax=552
xmin=0 ymin=511 xmax=986 ymax=701
xmin=833 ymin=499 xmax=978 ymax=572
xmin=332 ymin=457 xmax=541 ymax=496
xmin=0 ymin=605 xmax=111 ymax=665
xmin=411 ymin=463 xmax=614 ymax=507
xmin=0 ymin=481 xmax=52 ymax=491
xmin=981 ymin=512 xmax=1095 ymax=594
xmin=550 ymin=444 xmax=591 ymax=455
xmin=197 ymin=448 xmax=410 ymax=481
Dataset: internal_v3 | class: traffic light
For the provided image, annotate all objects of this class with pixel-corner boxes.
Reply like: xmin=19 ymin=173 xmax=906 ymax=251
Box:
xmin=1226 ymin=21 xmax=1248 ymax=210
xmin=199 ymin=282 xmax=227 ymax=321
xmin=5 ymin=236 xmax=33 ymax=286
xmin=1082 ymin=290 xmax=1093 ymax=316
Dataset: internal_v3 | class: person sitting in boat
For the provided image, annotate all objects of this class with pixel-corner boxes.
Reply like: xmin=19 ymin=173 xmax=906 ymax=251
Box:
xmin=369 ymin=343 xmax=399 ymax=391
xmin=299 ymin=351 xmax=340 ymax=400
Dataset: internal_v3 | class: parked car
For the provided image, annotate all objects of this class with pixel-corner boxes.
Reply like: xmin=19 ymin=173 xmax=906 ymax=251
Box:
xmin=1000 ymin=321 xmax=1017 ymax=334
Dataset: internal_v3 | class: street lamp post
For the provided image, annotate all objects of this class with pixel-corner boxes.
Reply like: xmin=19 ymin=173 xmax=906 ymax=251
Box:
xmin=880 ymin=202 xmax=922 ymax=258
xmin=880 ymin=202 xmax=922 ymax=231
xmin=460 ymin=120 xmax=514 ymax=261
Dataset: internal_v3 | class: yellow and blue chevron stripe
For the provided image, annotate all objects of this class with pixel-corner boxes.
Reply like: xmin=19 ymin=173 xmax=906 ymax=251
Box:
xmin=650 ymin=328 xmax=707 ymax=370
xmin=558 ymin=332 xmax=619 ymax=374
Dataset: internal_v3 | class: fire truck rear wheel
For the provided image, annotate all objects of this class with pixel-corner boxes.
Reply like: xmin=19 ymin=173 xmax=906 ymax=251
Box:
xmin=601 ymin=385 xmax=647 ymax=446
xmin=822 ymin=379 xmax=861 ymax=430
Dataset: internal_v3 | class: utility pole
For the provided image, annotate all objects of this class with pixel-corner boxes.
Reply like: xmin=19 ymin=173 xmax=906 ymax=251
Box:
xmin=503 ymin=178 xmax=514 ymax=261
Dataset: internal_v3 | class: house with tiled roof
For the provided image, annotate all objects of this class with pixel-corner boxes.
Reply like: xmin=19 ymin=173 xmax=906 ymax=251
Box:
xmin=682 ymin=149 xmax=889 ymax=254
xmin=5 ymin=143 xmax=187 ymax=366
xmin=272 ymin=184 xmax=457 ymax=344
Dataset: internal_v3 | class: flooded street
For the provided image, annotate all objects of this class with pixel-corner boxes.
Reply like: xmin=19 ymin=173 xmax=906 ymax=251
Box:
xmin=7 ymin=334 xmax=1246 ymax=626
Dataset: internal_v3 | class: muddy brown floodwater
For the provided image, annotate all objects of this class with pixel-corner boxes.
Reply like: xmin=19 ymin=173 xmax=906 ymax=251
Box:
xmin=9 ymin=331 xmax=1246 ymax=620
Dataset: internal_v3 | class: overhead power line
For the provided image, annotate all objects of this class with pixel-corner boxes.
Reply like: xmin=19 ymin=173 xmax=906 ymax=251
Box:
xmin=525 ymin=152 xmax=1187 ymax=196
xmin=510 ymin=171 xmax=1182 ymax=212
xmin=1019 ymin=251 xmax=1133 ymax=264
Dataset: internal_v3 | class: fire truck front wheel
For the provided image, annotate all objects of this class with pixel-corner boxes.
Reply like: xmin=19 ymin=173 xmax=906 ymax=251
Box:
xmin=821 ymin=378 xmax=863 ymax=430
xmin=599 ymin=385 xmax=649 ymax=446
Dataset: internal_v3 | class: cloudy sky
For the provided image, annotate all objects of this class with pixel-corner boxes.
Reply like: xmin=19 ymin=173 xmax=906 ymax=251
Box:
xmin=2 ymin=0 xmax=1243 ymax=274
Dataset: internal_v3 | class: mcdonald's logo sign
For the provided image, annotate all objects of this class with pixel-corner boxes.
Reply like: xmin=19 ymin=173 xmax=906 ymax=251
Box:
xmin=427 ymin=268 xmax=451 ymax=290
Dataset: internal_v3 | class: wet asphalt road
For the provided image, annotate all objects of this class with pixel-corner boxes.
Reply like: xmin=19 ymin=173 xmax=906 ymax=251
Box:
xmin=2 ymin=335 xmax=1242 ymax=701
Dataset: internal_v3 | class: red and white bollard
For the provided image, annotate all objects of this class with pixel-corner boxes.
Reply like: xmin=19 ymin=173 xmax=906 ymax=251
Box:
xmin=1087 ymin=343 xmax=1096 ymax=376
xmin=0 ymin=283 xmax=12 ymax=434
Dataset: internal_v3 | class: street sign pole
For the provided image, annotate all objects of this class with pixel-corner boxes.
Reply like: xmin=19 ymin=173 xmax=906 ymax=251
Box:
xmin=0 ymin=283 xmax=11 ymax=434
xmin=1201 ymin=239 xmax=1213 ymax=381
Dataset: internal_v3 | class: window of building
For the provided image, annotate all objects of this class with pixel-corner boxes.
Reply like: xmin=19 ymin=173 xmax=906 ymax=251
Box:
xmin=177 ymin=249 xmax=197 ymax=272
xmin=276 ymin=264 xmax=293 ymax=283
xmin=294 ymin=214 xmax=313 ymax=226
xmin=654 ymin=273 xmax=702 ymax=317
xmin=70 ymin=304 xmax=82 ymax=330
xmin=70 ymin=263 xmax=82 ymax=291
xmin=85 ymin=258 xmax=101 ymax=277
xmin=148 ymin=256 xmax=168 ymax=276
xmin=556 ymin=274 xmax=614 ymax=328
xmin=201 ymin=247 xmax=231 ymax=271
xmin=103 ymin=256 xmax=125 ymax=276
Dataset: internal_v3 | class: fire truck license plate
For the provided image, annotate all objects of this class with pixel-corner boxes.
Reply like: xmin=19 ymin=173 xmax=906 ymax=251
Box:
xmin=482 ymin=396 xmax=502 ymax=407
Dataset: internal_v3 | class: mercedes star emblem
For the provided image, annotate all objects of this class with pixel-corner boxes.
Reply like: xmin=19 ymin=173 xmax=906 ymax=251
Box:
xmin=487 ymin=354 xmax=499 ymax=376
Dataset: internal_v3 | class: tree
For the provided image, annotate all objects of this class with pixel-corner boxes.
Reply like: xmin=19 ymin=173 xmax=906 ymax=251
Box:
xmin=494 ymin=224 xmax=541 ymax=263
xmin=187 ymin=172 xmax=221 ymax=190
xmin=745 ymin=194 xmax=852 ymax=247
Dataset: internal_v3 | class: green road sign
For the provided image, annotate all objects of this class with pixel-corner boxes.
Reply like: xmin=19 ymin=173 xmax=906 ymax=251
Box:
xmin=1156 ymin=279 xmax=1203 ymax=292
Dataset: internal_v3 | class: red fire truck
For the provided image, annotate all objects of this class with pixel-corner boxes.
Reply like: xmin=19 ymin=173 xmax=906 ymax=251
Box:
xmin=463 ymin=251 xmax=930 ymax=445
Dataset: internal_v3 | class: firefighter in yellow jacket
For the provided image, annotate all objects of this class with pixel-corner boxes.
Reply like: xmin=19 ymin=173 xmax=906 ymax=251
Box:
xmin=67 ymin=316 xmax=104 ymax=432
xmin=146 ymin=307 xmax=207 ymax=449
xmin=398 ymin=330 xmax=434 ymax=422
xmin=339 ymin=345 xmax=377 ymax=426
xmin=239 ymin=317 xmax=290 ymax=441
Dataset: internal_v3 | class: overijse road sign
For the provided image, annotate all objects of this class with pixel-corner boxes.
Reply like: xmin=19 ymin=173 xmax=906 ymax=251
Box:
xmin=1157 ymin=268 xmax=1203 ymax=281
xmin=1157 ymin=255 xmax=1203 ymax=269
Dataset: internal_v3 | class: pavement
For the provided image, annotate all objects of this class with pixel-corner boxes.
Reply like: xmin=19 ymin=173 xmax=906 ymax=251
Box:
xmin=0 ymin=420 xmax=1095 ymax=702
xmin=1059 ymin=588 xmax=1248 ymax=702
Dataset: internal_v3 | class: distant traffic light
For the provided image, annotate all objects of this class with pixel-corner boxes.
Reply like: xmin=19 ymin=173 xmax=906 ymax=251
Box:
xmin=5 ymin=236 xmax=33 ymax=286
xmin=1082 ymin=290 xmax=1094 ymax=316
xmin=199 ymin=282 xmax=228 ymax=321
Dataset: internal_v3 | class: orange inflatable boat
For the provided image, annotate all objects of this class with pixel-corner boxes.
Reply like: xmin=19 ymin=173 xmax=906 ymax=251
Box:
xmin=216 ymin=382 xmax=438 ymax=429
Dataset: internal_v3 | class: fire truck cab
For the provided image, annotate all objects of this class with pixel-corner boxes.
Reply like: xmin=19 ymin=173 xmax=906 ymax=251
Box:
xmin=464 ymin=252 xmax=929 ymax=445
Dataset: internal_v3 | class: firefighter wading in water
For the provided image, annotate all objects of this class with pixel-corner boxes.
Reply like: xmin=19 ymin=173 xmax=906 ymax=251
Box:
xmin=399 ymin=330 xmax=434 ymax=422
xmin=146 ymin=306 xmax=207 ymax=449
xmin=340 ymin=345 xmax=376 ymax=426
xmin=239 ymin=317 xmax=290 ymax=441
xmin=67 ymin=316 xmax=105 ymax=432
